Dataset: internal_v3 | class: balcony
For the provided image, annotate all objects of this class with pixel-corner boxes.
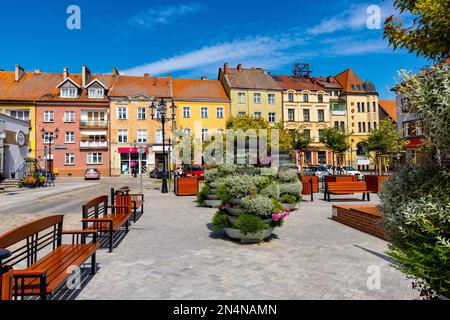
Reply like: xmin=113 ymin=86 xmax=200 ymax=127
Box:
xmin=331 ymin=104 xmax=346 ymax=116
xmin=80 ymin=120 xmax=108 ymax=129
xmin=80 ymin=140 xmax=108 ymax=150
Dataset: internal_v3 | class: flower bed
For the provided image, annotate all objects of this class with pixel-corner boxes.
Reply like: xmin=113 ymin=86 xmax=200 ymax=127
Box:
xmin=201 ymin=165 xmax=301 ymax=243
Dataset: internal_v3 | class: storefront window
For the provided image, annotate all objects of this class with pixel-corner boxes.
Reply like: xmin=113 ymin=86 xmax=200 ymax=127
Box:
xmin=120 ymin=152 xmax=147 ymax=175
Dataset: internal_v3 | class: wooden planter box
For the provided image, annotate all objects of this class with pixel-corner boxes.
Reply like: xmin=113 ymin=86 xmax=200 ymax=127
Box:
xmin=325 ymin=175 xmax=358 ymax=183
xmin=175 ymin=177 xmax=199 ymax=196
xmin=301 ymin=176 xmax=319 ymax=194
xmin=364 ymin=175 xmax=389 ymax=193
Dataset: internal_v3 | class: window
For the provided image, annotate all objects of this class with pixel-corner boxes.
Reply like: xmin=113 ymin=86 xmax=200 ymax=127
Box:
xmin=334 ymin=121 xmax=339 ymax=130
xmin=357 ymin=102 xmax=361 ymax=112
xmin=65 ymin=153 xmax=75 ymax=165
xmin=183 ymin=107 xmax=190 ymax=118
xmin=373 ymin=101 xmax=376 ymax=112
xmin=64 ymin=111 xmax=75 ymax=123
xmin=288 ymin=109 xmax=295 ymax=122
xmin=268 ymin=112 xmax=276 ymax=123
xmin=253 ymin=93 xmax=261 ymax=104
xmin=358 ymin=84 xmax=364 ymax=91
xmin=340 ymin=121 xmax=345 ymax=132
xmin=361 ymin=102 xmax=365 ymax=113
xmin=303 ymin=93 xmax=309 ymax=102
xmin=268 ymin=94 xmax=276 ymax=105
xmin=201 ymin=129 xmax=209 ymax=142
xmin=318 ymin=110 xmax=325 ymax=122
xmin=368 ymin=122 xmax=372 ymax=132
xmin=137 ymin=108 xmax=146 ymax=120
xmin=137 ymin=130 xmax=147 ymax=143
xmin=117 ymin=107 xmax=128 ymax=120
xmin=318 ymin=94 xmax=323 ymax=103
xmin=318 ymin=129 xmax=324 ymax=141
xmin=288 ymin=93 xmax=294 ymax=102
xmin=303 ymin=109 xmax=310 ymax=122
xmin=43 ymin=132 xmax=53 ymax=144
xmin=238 ymin=92 xmax=246 ymax=104
xmin=61 ymin=88 xmax=77 ymax=98
xmin=358 ymin=122 xmax=362 ymax=133
xmin=88 ymin=89 xmax=104 ymax=99
xmin=118 ymin=130 xmax=128 ymax=143
xmin=44 ymin=111 xmax=54 ymax=122
xmin=374 ymin=122 xmax=377 ymax=130
xmin=65 ymin=132 xmax=75 ymax=143
xmin=9 ymin=110 xmax=29 ymax=121
xmin=216 ymin=107 xmax=224 ymax=119
xmin=201 ymin=107 xmax=208 ymax=118
xmin=303 ymin=129 xmax=311 ymax=140
xmin=253 ymin=112 xmax=262 ymax=119
xmin=156 ymin=130 xmax=163 ymax=143
xmin=238 ymin=112 xmax=246 ymax=116
xmin=351 ymin=84 xmax=356 ymax=91
xmin=87 ymin=153 xmax=103 ymax=164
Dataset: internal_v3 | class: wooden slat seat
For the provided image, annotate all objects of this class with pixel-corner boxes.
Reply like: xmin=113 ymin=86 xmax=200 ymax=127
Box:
xmin=0 ymin=215 xmax=98 ymax=300
xmin=325 ymin=182 xmax=370 ymax=202
xmin=82 ymin=195 xmax=132 ymax=253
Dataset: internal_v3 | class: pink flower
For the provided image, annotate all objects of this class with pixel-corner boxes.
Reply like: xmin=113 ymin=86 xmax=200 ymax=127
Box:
xmin=272 ymin=213 xmax=281 ymax=221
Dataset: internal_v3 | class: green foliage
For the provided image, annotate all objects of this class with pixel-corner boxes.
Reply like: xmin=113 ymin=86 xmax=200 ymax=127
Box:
xmin=366 ymin=119 xmax=406 ymax=155
xmin=291 ymin=130 xmax=312 ymax=151
xmin=210 ymin=178 xmax=223 ymax=189
xmin=197 ymin=185 xmax=210 ymax=204
xmin=281 ymin=194 xmax=298 ymax=204
xmin=260 ymin=182 xmax=280 ymax=199
xmin=204 ymin=168 xmax=219 ymax=182
xmin=242 ymin=195 xmax=274 ymax=217
xmin=320 ymin=128 xmax=349 ymax=153
xmin=397 ymin=64 xmax=450 ymax=156
xmin=218 ymin=164 xmax=238 ymax=176
xmin=279 ymin=181 xmax=302 ymax=198
xmin=272 ymin=198 xmax=285 ymax=214
xmin=218 ymin=175 xmax=257 ymax=201
xmin=235 ymin=214 xmax=270 ymax=235
xmin=384 ymin=0 xmax=450 ymax=61
xmin=212 ymin=211 xmax=231 ymax=231
xmin=277 ymin=169 xmax=299 ymax=183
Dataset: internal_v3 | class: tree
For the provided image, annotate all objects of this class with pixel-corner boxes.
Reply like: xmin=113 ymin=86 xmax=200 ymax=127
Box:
xmin=366 ymin=118 xmax=407 ymax=175
xmin=320 ymin=128 xmax=349 ymax=174
xmin=384 ymin=0 xmax=450 ymax=61
xmin=291 ymin=130 xmax=311 ymax=174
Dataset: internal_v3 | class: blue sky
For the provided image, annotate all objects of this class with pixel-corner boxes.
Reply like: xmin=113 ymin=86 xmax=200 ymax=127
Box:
xmin=0 ymin=0 xmax=430 ymax=99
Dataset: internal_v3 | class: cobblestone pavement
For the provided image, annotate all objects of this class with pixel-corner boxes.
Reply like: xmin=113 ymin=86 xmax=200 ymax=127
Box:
xmin=0 ymin=177 xmax=419 ymax=300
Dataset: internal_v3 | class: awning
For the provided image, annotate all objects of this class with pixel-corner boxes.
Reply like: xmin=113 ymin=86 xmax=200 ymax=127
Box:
xmin=80 ymin=131 xmax=107 ymax=136
xmin=407 ymin=138 xmax=424 ymax=148
xmin=118 ymin=147 xmax=148 ymax=154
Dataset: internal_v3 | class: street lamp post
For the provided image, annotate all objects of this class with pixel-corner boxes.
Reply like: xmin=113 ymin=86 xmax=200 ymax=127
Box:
xmin=149 ymin=98 xmax=176 ymax=194
xmin=41 ymin=128 xmax=59 ymax=173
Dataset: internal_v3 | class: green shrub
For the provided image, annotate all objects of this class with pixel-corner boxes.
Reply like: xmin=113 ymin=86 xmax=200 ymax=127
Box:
xmin=197 ymin=185 xmax=210 ymax=204
xmin=204 ymin=168 xmax=219 ymax=182
xmin=277 ymin=169 xmax=298 ymax=183
xmin=260 ymin=166 xmax=278 ymax=177
xmin=279 ymin=181 xmax=302 ymax=197
xmin=212 ymin=211 xmax=231 ymax=231
xmin=272 ymin=198 xmax=285 ymax=214
xmin=260 ymin=182 xmax=280 ymax=199
xmin=252 ymin=175 xmax=271 ymax=191
xmin=242 ymin=195 xmax=274 ymax=217
xmin=210 ymin=178 xmax=223 ymax=190
xmin=218 ymin=175 xmax=257 ymax=201
xmin=235 ymin=214 xmax=270 ymax=235
xmin=281 ymin=194 xmax=297 ymax=204
xmin=218 ymin=164 xmax=238 ymax=176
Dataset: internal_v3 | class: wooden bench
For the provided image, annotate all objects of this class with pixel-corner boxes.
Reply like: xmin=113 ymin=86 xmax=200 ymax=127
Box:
xmin=111 ymin=187 xmax=145 ymax=223
xmin=0 ymin=215 xmax=98 ymax=300
xmin=0 ymin=249 xmax=13 ymax=300
xmin=324 ymin=181 xmax=370 ymax=202
xmin=82 ymin=195 xmax=132 ymax=253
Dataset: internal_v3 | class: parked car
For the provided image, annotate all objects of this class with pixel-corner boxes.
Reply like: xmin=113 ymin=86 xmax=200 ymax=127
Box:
xmin=327 ymin=166 xmax=362 ymax=179
xmin=84 ymin=168 xmax=101 ymax=180
xmin=183 ymin=165 xmax=204 ymax=179
xmin=303 ymin=165 xmax=329 ymax=180
xmin=149 ymin=168 xmax=164 ymax=179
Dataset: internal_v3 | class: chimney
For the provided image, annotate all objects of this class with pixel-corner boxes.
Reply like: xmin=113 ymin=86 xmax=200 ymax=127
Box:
xmin=82 ymin=65 xmax=91 ymax=87
xmin=237 ymin=64 xmax=243 ymax=71
xmin=34 ymin=69 xmax=41 ymax=75
xmin=201 ymin=76 xmax=207 ymax=80
xmin=144 ymin=73 xmax=150 ymax=78
xmin=63 ymin=67 xmax=69 ymax=79
xmin=14 ymin=64 xmax=25 ymax=82
xmin=112 ymin=67 xmax=120 ymax=78
xmin=223 ymin=63 xmax=229 ymax=75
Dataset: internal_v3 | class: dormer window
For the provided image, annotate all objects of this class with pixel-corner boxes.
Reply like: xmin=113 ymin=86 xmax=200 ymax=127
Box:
xmin=88 ymin=88 xmax=104 ymax=99
xmin=61 ymin=88 xmax=78 ymax=98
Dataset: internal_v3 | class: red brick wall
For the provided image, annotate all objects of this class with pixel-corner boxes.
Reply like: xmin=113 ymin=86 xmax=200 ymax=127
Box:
xmin=332 ymin=206 xmax=386 ymax=240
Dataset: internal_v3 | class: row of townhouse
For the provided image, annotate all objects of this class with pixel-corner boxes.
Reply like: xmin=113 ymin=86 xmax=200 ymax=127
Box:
xmin=0 ymin=62 xmax=383 ymax=177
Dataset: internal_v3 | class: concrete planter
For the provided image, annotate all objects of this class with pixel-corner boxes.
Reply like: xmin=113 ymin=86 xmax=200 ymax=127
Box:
xmin=229 ymin=198 xmax=242 ymax=206
xmin=282 ymin=202 xmax=298 ymax=211
xmin=206 ymin=194 xmax=219 ymax=200
xmin=209 ymin=188 xmax=218 ymax=195
xmin=204 ymin=199 xmax=222 ymax=208
xmin=225 ymin=207 xmax=244 ymax=216
xmin=224 ymin=227 xmax=273 ymax=243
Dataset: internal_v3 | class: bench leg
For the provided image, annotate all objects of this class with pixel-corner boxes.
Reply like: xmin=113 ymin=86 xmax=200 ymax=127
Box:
xmin=367 ymin=193 xmax=371 ymax=201
xmin=91 ymin=253 xmax=96 ymax=275
xmin=133 ymin=206 xmax=137 ymax=223
xmin=40 ymin=274 xmax=47 ymax=300
xmin=363 ymin=193 xmax=366 ymax=201
xmin=125 ymin=219 xmax=129 ymax=233
xmin=109 ymin=230 xmax=113 ymax=253
xmin=327 ymin=192 xmax=331 ymax=202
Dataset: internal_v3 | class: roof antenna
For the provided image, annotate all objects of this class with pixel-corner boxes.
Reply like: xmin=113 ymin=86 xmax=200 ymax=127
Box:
xmin=293 ymin=63 xmax=312 ymax=79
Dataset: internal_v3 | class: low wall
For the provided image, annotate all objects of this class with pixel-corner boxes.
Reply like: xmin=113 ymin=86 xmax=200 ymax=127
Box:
xmin=332 ymin=205 xmax=386 ymax=240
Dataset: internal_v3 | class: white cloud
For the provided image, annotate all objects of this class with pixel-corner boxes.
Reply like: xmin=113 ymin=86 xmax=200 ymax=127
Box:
xmin=128 ymin=3 xmax=205 ymax=30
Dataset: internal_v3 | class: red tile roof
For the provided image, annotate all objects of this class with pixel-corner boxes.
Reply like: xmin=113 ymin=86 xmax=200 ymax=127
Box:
xmin=334 ymin=68 xmax=366 ymax=93
xmin=270 ymin=75 xmax=324 ymax=91
xmin=378 ymin=99 xmax=398 ymax=122
xmin=225 ymin=67 xmax=281 ymax=90
xmin=173 ymin=78 xmax=229 ymax=102
xmin=109 ymin=75 xmax=171 ymax=98
xmin=314 ymin=76 xmax=343 ymax=89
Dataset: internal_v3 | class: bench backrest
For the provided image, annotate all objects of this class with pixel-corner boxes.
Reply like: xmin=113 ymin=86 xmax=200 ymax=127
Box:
xmin=325 ymin=176 xmax=358 ymax=183
xmin=327 ymin=182 xmax=367 ymax=192
xmin=82 ymin=195 xmax=108 ymax=219
xmin=0 ymin=215 xmax=64 ymax=268
xmin=111 ymin=186 xmax=130 ymax=206
xmin=115 ymin=194 xmax=132 ymax=215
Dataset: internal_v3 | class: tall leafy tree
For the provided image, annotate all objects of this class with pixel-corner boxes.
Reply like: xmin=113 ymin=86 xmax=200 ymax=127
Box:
xmin=384 ymin=0 xmax=450 ymax=61
xmin=291 ymin=130 xmax=311 ymax=173
xmin=366 ymin=118 xmax=407 ymax=175
xmin=320 ymin=128 xmax=349 ymax=174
